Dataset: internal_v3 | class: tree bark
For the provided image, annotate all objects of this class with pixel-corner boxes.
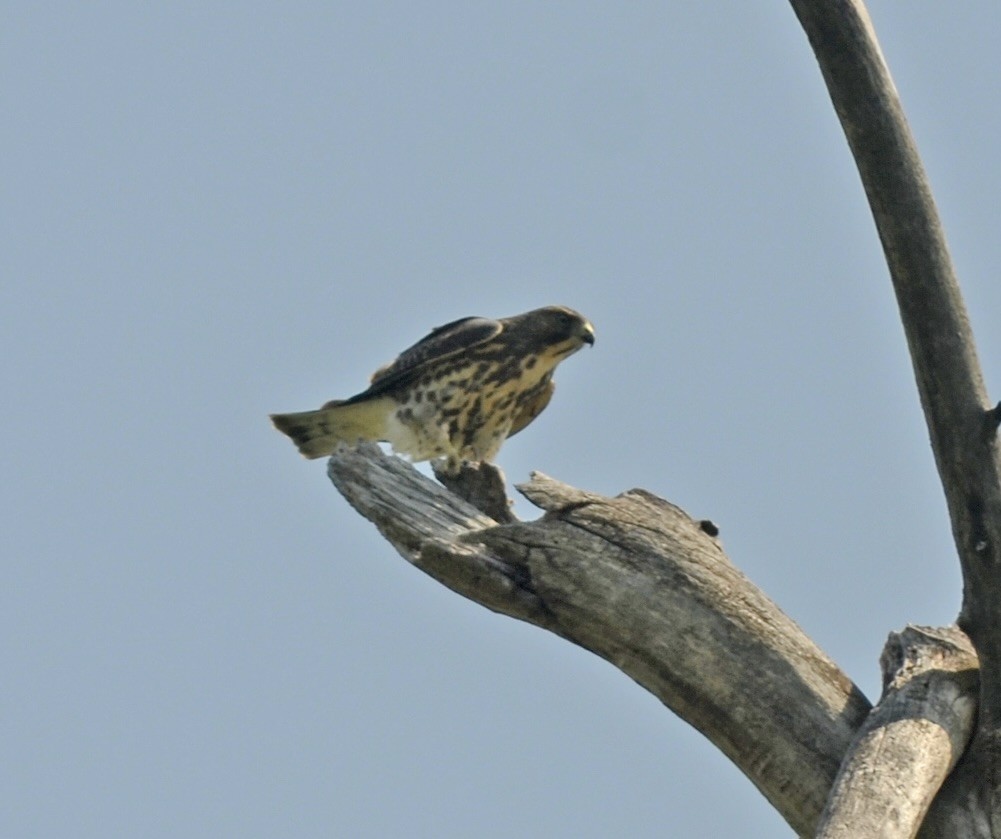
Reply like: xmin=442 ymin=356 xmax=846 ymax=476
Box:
xmin=328 ymin=447 xmax=995 ymax=834
xmin=787 ymin=0 xmax=1001 ymax=832
xmin=329 ymin=444 xmax=870 ymax=836
xmin=817 ymin=626 xmax=978 ymax=838
xmin=787 ymin=0 xmax=1001 ymax=714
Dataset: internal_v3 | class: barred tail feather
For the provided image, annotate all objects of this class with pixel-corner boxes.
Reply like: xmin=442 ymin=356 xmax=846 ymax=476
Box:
xmin=270 ymin=397 xmax=392 ymax=459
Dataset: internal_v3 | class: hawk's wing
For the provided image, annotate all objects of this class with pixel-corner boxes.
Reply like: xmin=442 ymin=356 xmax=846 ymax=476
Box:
xmin=348 ymin=316 xmax=503 ymax=402
xmin=508 ymin=377 xmax=555 ymax=437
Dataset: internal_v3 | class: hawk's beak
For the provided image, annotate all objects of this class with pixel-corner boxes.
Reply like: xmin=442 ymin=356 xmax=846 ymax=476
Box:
xmin=580 ymin=321 xmax=596 ymax=346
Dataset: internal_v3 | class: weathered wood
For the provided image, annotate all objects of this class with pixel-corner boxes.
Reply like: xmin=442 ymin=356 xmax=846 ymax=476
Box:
xmin=787 ymin=0 xmax=1001 ymax=724
xmin=328 ymin=443 xmax=870 ymax=836
xmin=817 ymin=626 xmax=978 ymax=838
xmin=786 ymin=1 xmax=1001 ymax=831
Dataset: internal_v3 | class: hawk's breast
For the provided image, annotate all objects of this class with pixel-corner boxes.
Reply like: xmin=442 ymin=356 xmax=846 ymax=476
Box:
xmin=382 ymin=346 xmax=554 ymax=464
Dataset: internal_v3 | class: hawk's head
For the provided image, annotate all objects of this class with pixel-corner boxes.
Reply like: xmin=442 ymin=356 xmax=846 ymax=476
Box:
xmin=506 ymin=306 xmax=595 ymax=358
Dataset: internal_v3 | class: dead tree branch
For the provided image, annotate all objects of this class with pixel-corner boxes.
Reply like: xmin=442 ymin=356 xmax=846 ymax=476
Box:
xmin=787 ymin=0 xmax=1001 ymax=830
xmin=786 ymin=0 xmax=1001 ymax=715
xmin=817 ymin=626 xmax=978 ymax=838
xmin=329 ymin=443 xmax=868 ymax=836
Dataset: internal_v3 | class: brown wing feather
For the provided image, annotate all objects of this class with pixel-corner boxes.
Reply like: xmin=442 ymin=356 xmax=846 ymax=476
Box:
xmin=352 ymin=316 xmax=503 ymax=401
xmin=508 ymin=378 xmax=555 ymax=438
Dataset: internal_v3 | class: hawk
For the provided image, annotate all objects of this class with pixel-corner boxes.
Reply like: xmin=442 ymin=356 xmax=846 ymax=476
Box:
xmin=270 ymin=305 xmax=595 ymax=471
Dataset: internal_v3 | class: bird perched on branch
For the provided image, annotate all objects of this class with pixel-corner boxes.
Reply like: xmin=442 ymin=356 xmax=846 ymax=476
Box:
xmin=270 ymin=305 xmax=595 ymax=472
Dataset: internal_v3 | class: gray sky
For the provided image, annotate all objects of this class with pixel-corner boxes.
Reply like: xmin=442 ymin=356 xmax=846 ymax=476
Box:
xmin=5 ymin=3 xmax=1000 ymax=836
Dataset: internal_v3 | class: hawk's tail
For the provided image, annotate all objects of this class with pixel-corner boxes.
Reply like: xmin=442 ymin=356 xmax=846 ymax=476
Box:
xmin=270 ymin=397 xmax=392 ymax=459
